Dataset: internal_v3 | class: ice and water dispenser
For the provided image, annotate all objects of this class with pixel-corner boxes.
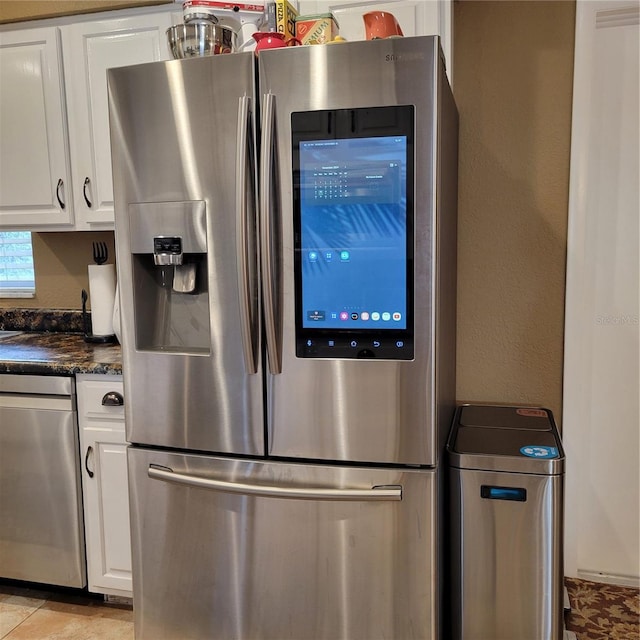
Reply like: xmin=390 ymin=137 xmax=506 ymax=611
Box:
xmin=448 ymin=404 xmax=566 ymax=640
xmin=128 ymin=201 xmax=210 ymax=353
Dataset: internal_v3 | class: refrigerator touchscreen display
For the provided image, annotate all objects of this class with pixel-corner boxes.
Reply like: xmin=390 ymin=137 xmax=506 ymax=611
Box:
xmin=293 ymin=106 xmax=414 ymax=359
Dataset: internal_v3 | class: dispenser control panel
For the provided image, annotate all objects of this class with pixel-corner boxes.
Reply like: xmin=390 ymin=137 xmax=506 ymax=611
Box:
xmin=153 ymin=236 xmax=183 ymax=265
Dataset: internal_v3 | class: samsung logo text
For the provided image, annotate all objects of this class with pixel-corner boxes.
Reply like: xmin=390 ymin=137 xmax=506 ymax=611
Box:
xmin=385 ymin=53 xmax=425 ymax=63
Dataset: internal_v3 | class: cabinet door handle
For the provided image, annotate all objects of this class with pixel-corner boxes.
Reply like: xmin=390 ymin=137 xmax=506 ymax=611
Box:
xmin=83 ymin=177 xmax=93 ymax=208
xmin=56 ymin=178 xmax=66 ymax=210
xmin=85 ymin=446 xmax=94 ymax=478
xmin=102 ymin=391 xmax=124 ymax=406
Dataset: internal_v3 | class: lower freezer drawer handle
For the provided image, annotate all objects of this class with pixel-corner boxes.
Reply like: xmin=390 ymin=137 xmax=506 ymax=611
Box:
xmin=148 ymin=465 xmax=402 ymax=501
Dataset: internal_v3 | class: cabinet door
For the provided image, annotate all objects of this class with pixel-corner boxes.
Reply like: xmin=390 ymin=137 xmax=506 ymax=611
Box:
xmin=61 ymin=11 xmax=175 ymax=229
xmin=77 ymin=375 xmax=131 ymax=597
xmin=297 ymin=0 xmax=452 ymax=76
xmin=0 ymin=27 xmax=74 ymax=228
xmin=81 ymin=423 xmax=132 ymax=596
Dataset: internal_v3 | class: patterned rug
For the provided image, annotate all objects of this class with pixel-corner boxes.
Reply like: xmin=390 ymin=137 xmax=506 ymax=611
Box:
xmin=565 ymin=577 xmax=640 ymax=639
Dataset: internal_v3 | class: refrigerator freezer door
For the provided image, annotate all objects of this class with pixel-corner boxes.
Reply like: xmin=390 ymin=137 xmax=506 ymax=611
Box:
xmin=259 ymin=36 xmax=458 ymax=466
xmin=129 ymin=446 xmax=439 ymax=640
xmin=109 ymin=53 xmax=264 ymax=455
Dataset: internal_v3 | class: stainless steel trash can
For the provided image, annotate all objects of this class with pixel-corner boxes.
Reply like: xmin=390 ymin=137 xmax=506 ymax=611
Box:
xmin=448 ymin=404 xmax=566 ymax=640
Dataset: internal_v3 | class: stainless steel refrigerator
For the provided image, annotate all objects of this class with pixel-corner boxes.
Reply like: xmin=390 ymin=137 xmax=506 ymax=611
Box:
xmin=108 ymin=35 xmax=457 ymax=640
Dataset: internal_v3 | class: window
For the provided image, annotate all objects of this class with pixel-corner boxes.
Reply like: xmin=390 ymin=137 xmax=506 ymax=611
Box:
xmin=0 ymin=232 xmax=35 ymax=297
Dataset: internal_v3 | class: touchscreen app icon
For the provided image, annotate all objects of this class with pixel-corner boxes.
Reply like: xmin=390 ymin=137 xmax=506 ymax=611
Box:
xmin=382 ymin=312 xmax=391 ymax=321
xmin=371 ymin=312 xmax=380 ymax=321
xmin=340 ymin=250 xmax=350 ymax=261
xmin=308 ymin=251 xmax=318 ymax=262
xmin=307 ymin=310 xmax=325 ymax=322
xmin=361 ymin=312 xmax=370 ymax=321
xmin=393 ymin=312 xmax=401 ymax=321
xmin=339 ymin=311 xmax=349 ymax=321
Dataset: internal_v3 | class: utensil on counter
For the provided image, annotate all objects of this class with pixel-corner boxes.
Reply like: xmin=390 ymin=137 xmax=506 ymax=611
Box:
xmin=92 ymin=241 xmax=108 ymax=265
xmin=81 ymin=289 xmax=90 ymax=336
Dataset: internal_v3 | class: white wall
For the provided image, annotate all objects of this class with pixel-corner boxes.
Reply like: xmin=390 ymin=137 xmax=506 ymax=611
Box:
xmin=563 ymin=0 xmax=639 ymax=586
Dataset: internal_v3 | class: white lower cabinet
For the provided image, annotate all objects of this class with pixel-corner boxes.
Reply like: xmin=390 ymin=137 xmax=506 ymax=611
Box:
xmin=76 ymin=374 xmax=132 ymax=598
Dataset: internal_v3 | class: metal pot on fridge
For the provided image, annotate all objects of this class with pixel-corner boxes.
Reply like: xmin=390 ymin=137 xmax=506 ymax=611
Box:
xmin=167 ymin=23 xmax=236 ymax=58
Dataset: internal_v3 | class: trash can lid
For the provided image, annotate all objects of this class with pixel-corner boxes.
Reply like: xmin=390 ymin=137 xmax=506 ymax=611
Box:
xmin=459 ymin=405 xmax=553 ymax=431
xmin=447 ymin=405 xmax=565 ymax=475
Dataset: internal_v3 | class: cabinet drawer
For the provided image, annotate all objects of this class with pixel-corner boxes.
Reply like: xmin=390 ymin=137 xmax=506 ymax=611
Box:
xmin=77 ymin=376 xmax=124 ymax=421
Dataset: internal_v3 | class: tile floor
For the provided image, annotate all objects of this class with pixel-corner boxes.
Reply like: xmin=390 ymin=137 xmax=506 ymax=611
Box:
xmin=2 ymin=579 xmax=636 ymax=640
xmin=0 ymin=583 xmax=133 ymax=640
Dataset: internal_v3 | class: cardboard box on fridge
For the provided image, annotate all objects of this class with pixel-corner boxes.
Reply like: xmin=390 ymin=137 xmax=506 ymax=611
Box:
xmin=275 ymin=0 xmax=297 ymax=41
xmin=295 ymin=13 xmax=339 ymax=45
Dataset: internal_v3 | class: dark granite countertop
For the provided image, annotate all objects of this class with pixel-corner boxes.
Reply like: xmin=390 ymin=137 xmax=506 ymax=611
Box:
xmin=0 ymin=332 xmax=122 ymax=376
xmin=0 ymin=309 xmax=122 ymax=376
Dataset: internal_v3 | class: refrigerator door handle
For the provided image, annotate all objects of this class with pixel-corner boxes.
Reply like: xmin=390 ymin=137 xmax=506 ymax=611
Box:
xmin=236 ymin=94 xmax=258 ymax=374
xmin=148 ymin=464 xmax=402 ymax=501
xmin=259 ymin=92 xmax=282 ymax=375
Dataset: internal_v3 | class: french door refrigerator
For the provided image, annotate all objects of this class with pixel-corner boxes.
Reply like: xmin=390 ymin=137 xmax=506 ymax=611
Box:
xmin=108 ymin=35 xmax=457 ymax=640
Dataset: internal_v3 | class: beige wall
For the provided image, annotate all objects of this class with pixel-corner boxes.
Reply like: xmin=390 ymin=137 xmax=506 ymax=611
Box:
xmin=454 ymin=0 xmax=575 ymax=422
xmin=0 ymin=232 xmax=115 ymax=310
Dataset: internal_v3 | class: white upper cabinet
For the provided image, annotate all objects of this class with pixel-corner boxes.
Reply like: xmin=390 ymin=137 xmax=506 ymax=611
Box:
xmin=61 ymin=12 xmax=176 ymax=229
xmin=0 ymin=27 xmax=74 ymax=228
xmin=297 ymin=0 xmax=453 ymax=79
xmin=0 ymin=6 xmax=177 ymax=231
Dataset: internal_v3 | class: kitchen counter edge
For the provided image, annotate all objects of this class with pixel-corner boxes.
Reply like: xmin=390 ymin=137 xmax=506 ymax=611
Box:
xmin=0 ymin=332 xmax=122 ymax=377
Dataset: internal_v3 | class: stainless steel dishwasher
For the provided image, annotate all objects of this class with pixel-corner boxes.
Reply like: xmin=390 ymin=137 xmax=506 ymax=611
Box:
xmin=0 ymin=374 xmax=86 ymax=587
